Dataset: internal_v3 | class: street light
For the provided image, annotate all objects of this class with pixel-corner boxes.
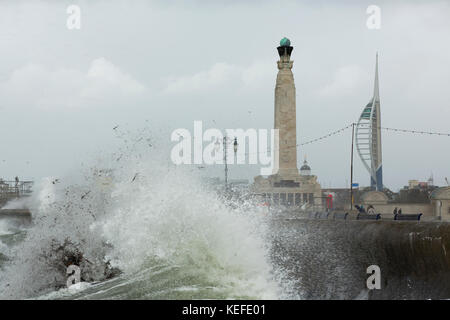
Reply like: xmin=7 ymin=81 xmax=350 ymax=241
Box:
xmin=223 ymin=136 xmax=238 ymax=191
xmin=438 ymin=200 xmax=442 ymax=220
xmin=214 ymin=138 xmax=220 ymax=154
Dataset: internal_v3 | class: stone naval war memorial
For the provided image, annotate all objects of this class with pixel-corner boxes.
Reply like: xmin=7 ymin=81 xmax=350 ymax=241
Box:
xmin=252 ymin=37 xmax=322 ymax=210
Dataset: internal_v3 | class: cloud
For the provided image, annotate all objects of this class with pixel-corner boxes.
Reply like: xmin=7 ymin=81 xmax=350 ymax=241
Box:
xmin=163 ymin=62 xmax=239 ymax=94
xmin=163 ymin=60 xmax=273 ymax=94
xmin=0 ymin=58 xmax=145 ymax=110
xmin=241 ymin=60 xmax=274 ymax=89
xmin=316 ymin=65 xmax=369 ymax=98
xmin=82 ymin=58 xmax=145 ymax=97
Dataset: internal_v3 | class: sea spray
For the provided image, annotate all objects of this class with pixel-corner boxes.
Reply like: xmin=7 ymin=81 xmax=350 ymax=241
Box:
xmin=0 ymin=128 xmax=281 ymax=299
xmin=97 ymin=165 xmax=279 ymax=299
xmin=0 ymin=174 xmax=117 ymax=299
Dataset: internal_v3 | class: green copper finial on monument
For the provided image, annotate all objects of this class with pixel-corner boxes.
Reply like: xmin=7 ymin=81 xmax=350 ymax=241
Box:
xmin=277 ymin=37 xmax=293 ymax=58
xmin=280 ymin=37 xmax=291 ymax=47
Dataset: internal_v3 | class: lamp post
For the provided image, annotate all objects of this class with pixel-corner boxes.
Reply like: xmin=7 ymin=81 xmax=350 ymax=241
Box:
xmin=438 ymin=200 xmax=442 ymax=221
xmin=222 ymin=136 xmax=238 ymax=191
xmin=223 ymin=136 xmax=228 ymax=190
xmin=350 ymin=123 xmax=355 ymax=211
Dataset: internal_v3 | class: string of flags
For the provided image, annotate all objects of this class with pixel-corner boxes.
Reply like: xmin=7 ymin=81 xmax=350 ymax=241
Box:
xmin=300 ymin=124 xmax=354 ymax=146
xmin=241 ymin=122 xmax=449 ymax=156
xmin=356 ymin=123 xmax=450 ymax=136
xmin=380 ymin=126 xmax=450 ymax=136
xmin=242 ymin=124 xmax=353 ymax=156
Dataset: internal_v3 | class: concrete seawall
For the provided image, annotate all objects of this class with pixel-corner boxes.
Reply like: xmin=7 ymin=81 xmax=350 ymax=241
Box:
xmin=269 ymin=218 xmax=450 ymax=299
xmin=0 ymin=209 xmax=31 ymax=225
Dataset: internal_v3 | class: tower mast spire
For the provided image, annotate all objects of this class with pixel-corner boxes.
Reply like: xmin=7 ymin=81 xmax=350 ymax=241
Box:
xmin=371 ymin=52 xmax=383 ymax=191
xmin=355 ymin=53 xmax=383 ymax=191
xmin=374 ymin=52 xmax=380 ymax=102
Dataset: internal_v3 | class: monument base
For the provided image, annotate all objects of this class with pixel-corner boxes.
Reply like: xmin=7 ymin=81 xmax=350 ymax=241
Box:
xmin=253 ymin=173 xmax=323 ymax=210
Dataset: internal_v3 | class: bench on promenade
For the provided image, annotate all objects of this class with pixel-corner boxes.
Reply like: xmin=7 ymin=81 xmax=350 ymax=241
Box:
xmin=357 ymin=213 xmax=381 ymax=220
xmin=317 ymin=212 xmax=330 ymax=219
xmin=333 ymin=212 xmax=348 ymax=220
xmin=394 ymin=213 xmax=422 ymax=221
xmin=308 ymin=212 xmax=320 ymax=219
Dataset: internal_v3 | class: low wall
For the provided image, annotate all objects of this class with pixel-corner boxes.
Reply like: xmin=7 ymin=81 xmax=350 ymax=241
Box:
xmin=361 ymin=203 xmax=433 ymax=217
xmin=269 ymin=218 xmax=450 ymax=299
xmin=0 ymin=209 xmax=32 ymax=225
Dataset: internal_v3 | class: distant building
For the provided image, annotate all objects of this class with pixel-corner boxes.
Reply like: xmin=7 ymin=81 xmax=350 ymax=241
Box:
xmin=408 ymin=180 xmax=420 ymax=189
xmin=300 ymin=159 xmax=311 ymax=176
xmin=430 ymin=187 xmax=450 ymax=220
xmin=321 ymin=188 xmax=353 ymax=211
xmin=360 ymin=185 xmax=450 ymax=220
xmin=407 ymin=177 xmax=434 ymax=190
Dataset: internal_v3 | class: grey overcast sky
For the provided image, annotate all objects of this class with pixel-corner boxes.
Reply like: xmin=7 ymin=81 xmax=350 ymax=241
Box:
xmin=0 ymin=0 xmax=449 ymax=191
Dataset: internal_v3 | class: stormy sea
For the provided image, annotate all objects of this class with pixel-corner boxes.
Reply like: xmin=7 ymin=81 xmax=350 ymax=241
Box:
xmin=1 ymin=130 xmax=450 ymax=300
xmin=0 ymin=129 xmax=287 ymax=300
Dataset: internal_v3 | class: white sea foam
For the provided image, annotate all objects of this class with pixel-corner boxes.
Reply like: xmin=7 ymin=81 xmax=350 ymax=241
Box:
xmin=1 ymin=197 xmax=31 ymax=210
xmin=0 ymin=129 xmax=281 ymax=299
xmin=98 ymin=164 xmax=279 ymax=299
xmin=0 ymin=220 xmax=13 ymax=236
